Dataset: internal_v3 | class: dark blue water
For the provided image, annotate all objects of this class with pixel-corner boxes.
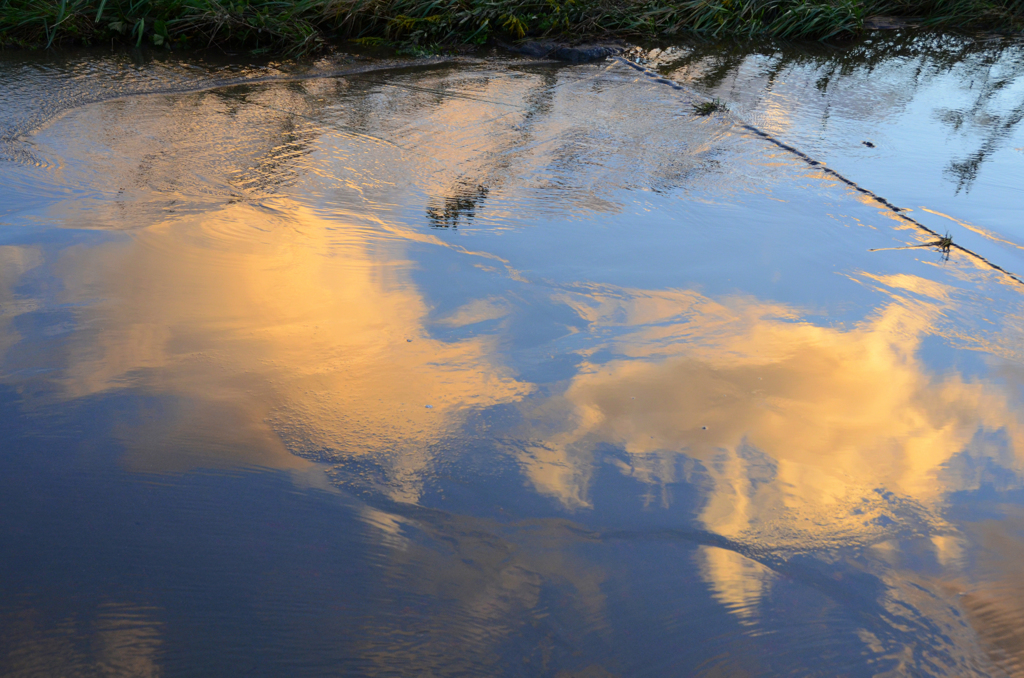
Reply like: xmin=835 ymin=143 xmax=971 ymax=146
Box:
xmin=2 ymin=35 xmax=1024 ymax=676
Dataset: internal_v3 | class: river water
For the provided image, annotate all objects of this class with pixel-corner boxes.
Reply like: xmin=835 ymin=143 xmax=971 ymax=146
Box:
xmin=1 ymin=33 xmax=1024 ymax=676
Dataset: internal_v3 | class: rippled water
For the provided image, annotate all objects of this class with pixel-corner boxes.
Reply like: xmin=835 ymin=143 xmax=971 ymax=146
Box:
xmin=2 ymin=34 xmax=1024 ymax=676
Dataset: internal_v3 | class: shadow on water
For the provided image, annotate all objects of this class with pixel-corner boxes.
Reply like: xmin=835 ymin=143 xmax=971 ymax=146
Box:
xmin=2 ymin=32 xmax=1024 ymax=677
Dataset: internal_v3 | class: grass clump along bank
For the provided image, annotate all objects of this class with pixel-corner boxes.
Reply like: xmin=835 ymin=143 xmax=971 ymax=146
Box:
xmin=2 ymin=0 xmax=1022 ymax=55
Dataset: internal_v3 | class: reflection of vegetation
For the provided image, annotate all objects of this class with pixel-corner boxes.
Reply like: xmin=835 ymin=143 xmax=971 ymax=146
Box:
xmin=943 ymin=97 xmax=1024 ymax=192
xmin=3 ymin=0 xmax=1024 ymax=55
xmin=656 ymin=33 xmax=1024 ymax=99
xmin=656 ymin=34 xmax=1024 ymax=193
xmin=692 ymin=98 xmax=729 ymax=116
xmin=427 ymin=183 xmax=489 ymax=228
xmin=217 ymin=85 xmax=321 ymax=195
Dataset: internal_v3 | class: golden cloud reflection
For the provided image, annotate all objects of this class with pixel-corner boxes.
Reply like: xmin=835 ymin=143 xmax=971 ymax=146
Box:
xmin=519 ymin=277 xmax=1024 ymax=545
xmin=697 ymin=546 xmax=776 ymax=626
xmin=509 ymin=275 xmax=1024 ymax=645
xmin=32 ymin=201 xmax=530 ymax=501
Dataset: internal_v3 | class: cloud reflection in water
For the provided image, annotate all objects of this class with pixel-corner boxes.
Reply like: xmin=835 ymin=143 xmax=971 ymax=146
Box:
xmin=3 ymin=54 xmax=1024 ymax=675
xmin=519 ymin=280 xmax=1024 ymax=545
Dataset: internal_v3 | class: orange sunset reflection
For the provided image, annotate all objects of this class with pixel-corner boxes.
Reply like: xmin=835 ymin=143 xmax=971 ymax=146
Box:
xmin=29 ymin=202 xmax=530 ymax=500
xmin=518 ymin=277 xmax=1024 ymax=545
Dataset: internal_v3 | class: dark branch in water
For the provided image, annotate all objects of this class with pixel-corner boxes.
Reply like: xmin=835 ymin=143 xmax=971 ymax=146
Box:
xmin=869 ymin=233 xmax=954 ymax=260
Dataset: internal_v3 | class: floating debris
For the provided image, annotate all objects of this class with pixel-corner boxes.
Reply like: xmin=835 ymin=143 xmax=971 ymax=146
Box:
xmin=869 ymin=231 xmax=954 ymax=261
xmin=692 ymin=98 xmax=728 ymax=116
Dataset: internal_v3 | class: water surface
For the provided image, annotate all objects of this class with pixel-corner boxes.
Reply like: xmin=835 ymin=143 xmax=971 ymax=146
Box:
xmin=2 ymin=35 xmax=1024 ymax=676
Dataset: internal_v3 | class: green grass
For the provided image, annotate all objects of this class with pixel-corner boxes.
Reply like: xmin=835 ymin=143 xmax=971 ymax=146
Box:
xmin=1 ymin=0 xmax=1022 ymax=56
